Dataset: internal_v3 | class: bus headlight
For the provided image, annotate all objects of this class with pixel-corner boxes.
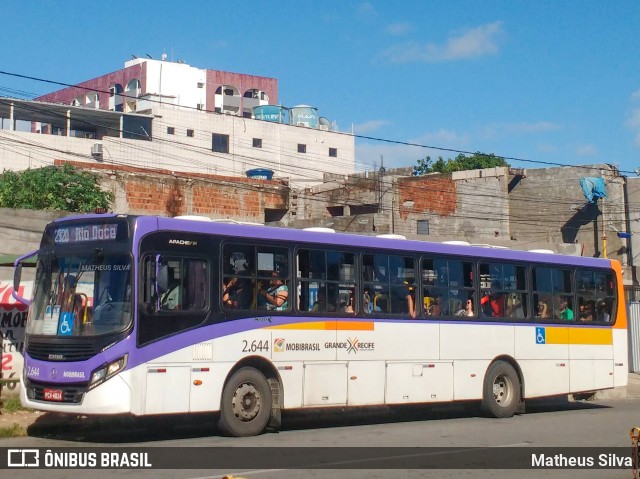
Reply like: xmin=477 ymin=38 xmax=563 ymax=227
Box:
xmin=89 ymin=354 xmax=128 ymax=390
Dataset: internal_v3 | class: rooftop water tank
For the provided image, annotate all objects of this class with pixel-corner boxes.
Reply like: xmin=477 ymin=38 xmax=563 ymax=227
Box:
xmin=253 ymin=105 xmax=287 ymax=123
xmin=246 ymin=168 xmax=274 ymax=180
xmin=290 ymin=105 xmax=318 ymax=128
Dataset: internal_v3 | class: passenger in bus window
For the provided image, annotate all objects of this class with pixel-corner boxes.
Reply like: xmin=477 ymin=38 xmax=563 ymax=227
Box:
xmin=481 ymin=284 xmax=504 ymax=317
xmin=313 ymin=289 xmax=327 ymax=312
xmin=406 ymin=289 xmax=416 ymax=318
xmin=536 ymin=300 xmax=550 ymax=319
xmin=161 ymin=268 xmax=181 ymax=310
xmin=259 ymin=271 xmax=288 ymax=311
xmin=578 ymin=303 xmax=593 ymax=321
xmin=363 ymin=289 xmax=372 ymax=313
xmin=507 ymin=296 xmax=524 ymax=319
xmin=373 ymin=293 xmax=388 ymax=312
xmin=558 ymin=298 xmax=574 ymax=320
xmin=457 ymin=298 xmax=474 ymax=317
xmin=597 ymin=301 xmax=610 ymax=322
xmin=223 ymin=276 xmax=251 ymax=309
xmin=339 ymin=300 xmax=353 ymax=313
xmin=344 ymin=290 xmax=355 ymax=314
xmin=427 ymin=296 xmax=442 ymax=316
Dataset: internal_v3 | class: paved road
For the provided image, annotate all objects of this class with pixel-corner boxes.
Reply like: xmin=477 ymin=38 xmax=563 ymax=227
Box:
xmin=2 ymin=394 xmax=640 ymax=479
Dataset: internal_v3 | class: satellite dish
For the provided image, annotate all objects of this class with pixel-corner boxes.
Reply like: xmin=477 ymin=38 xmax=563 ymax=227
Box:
xmin=161 ymin=53 xmax=167 ymax=61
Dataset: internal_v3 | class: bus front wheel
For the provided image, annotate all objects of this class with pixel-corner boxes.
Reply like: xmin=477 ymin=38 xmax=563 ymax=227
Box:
xmin=480 ymin=361 xmax=521 ymax=418
xmin=218 ymin=367 xmax=272 ymax=437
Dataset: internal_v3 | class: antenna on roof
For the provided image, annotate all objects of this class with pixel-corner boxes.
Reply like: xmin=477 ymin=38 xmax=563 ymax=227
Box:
xmin=177 ymin=59 xmax=185 ymax=64
xmin=131 ymin=54 xmax=138 ymax=59
xmin=145 ymin=53 xmax=153 ymax=59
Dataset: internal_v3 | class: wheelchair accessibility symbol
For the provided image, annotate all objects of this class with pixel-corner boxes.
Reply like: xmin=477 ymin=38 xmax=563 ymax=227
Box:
xmin=57 ymin=312 xmax=74 ymax=336
xmin=536 ymin=327 xmax=546 ymax=344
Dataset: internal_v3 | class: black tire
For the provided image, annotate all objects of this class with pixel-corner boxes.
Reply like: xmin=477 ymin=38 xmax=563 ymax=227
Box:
xmin=480 ymin=361 xmax=521 ymax=418
xmin=218 ymin=367 xmax=272 ymax=437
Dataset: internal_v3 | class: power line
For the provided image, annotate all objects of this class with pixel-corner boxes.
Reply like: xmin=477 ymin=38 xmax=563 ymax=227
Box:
xmin=0 ymin=68 xmax=636 ymax=176
xmin=0 ymin=73 xmax=631 ymax=238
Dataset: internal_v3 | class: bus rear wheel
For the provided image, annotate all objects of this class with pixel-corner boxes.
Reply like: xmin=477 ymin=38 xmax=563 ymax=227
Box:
xmin=218 ymin=367 xmax=272 ymax=437
xmin=480 ymin=361 xmax=520 ymax=418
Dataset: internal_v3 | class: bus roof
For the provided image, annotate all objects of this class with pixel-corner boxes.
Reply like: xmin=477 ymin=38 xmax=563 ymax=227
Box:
xmin=121 ymin=215 xmax=610 ymax=270
xmin=47 ymin=214 xmax=612 ymax=269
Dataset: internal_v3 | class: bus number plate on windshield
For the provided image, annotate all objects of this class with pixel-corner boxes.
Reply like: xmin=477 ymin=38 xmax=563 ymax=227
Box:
xmin=44 ymin=389 xmax=63 ymax=401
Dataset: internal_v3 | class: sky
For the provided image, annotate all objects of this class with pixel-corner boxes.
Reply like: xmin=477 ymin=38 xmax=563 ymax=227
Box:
xmin=1 ymin=1 xmax=640 ymax=175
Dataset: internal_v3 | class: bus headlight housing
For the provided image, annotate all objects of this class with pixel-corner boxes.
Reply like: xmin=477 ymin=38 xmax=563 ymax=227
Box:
xmin=89 ymin=354 xmax=128 ymax=390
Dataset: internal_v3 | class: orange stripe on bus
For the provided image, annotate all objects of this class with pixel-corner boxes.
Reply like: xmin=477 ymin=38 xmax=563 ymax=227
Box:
xmin=610 ymin=260 xmax=627 ymax=330
xmin=544 ymin=326 xmax=612 ymax=345
xmin=267 ymin=321 xmax=374 ymax=331
xmin=569 ymin=327 xmax=613 ymax=345
xmin=336 ymin=321 xmax=374 ymax=331
xmin=267 ymin=321 xmax=335 ymax=330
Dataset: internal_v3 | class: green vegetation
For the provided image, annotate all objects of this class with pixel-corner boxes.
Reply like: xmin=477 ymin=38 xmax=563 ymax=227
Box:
xmin=0 ymin=396 xmax=30 ymax=438
xmin=0 ymin=163 xmax=113 ymax=212
xmin=0 ymin=422 xmax=25 ymax=438
xmin=1 ymin=396 xmax=26 ymax=413
xmin=413 ymin=152 xmax=510 ymax=176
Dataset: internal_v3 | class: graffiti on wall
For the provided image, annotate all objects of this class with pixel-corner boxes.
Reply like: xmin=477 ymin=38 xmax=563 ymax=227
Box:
xmin=0 ymin=281 xmax=33 ymax=393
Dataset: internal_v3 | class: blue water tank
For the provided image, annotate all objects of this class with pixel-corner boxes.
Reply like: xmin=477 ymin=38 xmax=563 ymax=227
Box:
xmin=246 ymin=168 xmax=274 ymax=180
xmin=253 ymin=105 xmax=287 ymax=123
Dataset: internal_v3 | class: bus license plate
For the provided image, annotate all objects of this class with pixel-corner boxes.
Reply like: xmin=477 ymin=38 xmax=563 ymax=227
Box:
xmin=44 ymin=389 xmax=63 ymax=401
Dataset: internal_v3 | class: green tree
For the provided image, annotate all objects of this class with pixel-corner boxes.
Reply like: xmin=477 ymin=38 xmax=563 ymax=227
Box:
xmin=0 ymin=164 xmax=113 ymax=212
xmin=413 ymin=152 xmax=510 ymax=176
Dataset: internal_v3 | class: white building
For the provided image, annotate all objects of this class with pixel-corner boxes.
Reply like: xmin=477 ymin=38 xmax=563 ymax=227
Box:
xmin=0 ymin=58 xmax=354 ymax=185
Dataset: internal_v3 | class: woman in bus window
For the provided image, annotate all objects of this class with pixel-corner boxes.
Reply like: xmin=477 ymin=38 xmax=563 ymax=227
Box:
xmin=537 ymin=300 xmax=550 ymax=319
xmin=259 ymin=271 xmax=288 ymax=311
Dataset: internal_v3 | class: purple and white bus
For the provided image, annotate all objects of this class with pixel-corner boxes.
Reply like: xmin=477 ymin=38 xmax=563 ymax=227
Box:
xmin=13 ymin=214 xmax=627 ymax=436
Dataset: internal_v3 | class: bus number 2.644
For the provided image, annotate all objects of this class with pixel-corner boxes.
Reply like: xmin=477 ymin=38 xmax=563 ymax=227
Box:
xmin=242 ymin=340 xmax=269 ymax=353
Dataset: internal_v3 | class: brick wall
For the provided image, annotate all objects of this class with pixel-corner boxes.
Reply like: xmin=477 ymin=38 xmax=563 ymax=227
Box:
xmin=54 ymin=160 xmax=289 ymax=221
xmin=398 ymin=175 xmax=457 ymax=219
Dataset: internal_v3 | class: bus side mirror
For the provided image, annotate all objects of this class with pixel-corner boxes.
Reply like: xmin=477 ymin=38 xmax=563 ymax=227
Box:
xmin=13 ymin=249 xmax=38 ymax=306
xmin=13 ymin=264 xmax=22 ymax=297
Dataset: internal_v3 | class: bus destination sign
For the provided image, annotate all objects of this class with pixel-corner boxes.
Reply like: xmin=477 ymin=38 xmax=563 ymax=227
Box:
xmin=54 ymin=224 xmax=118 ymax=244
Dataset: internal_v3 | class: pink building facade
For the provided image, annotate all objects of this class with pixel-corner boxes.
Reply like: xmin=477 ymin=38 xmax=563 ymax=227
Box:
xmin=36 ymin=58 xmax=278 ymax=117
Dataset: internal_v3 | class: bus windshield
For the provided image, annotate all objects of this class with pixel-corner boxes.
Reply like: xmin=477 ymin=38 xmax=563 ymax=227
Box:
xmin=27 ymin=251 xmax=133 ymax=337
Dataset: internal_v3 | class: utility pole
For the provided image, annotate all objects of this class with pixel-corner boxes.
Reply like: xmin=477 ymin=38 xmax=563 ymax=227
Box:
xmin=602 ymin=196 xmax=607 ymax=258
